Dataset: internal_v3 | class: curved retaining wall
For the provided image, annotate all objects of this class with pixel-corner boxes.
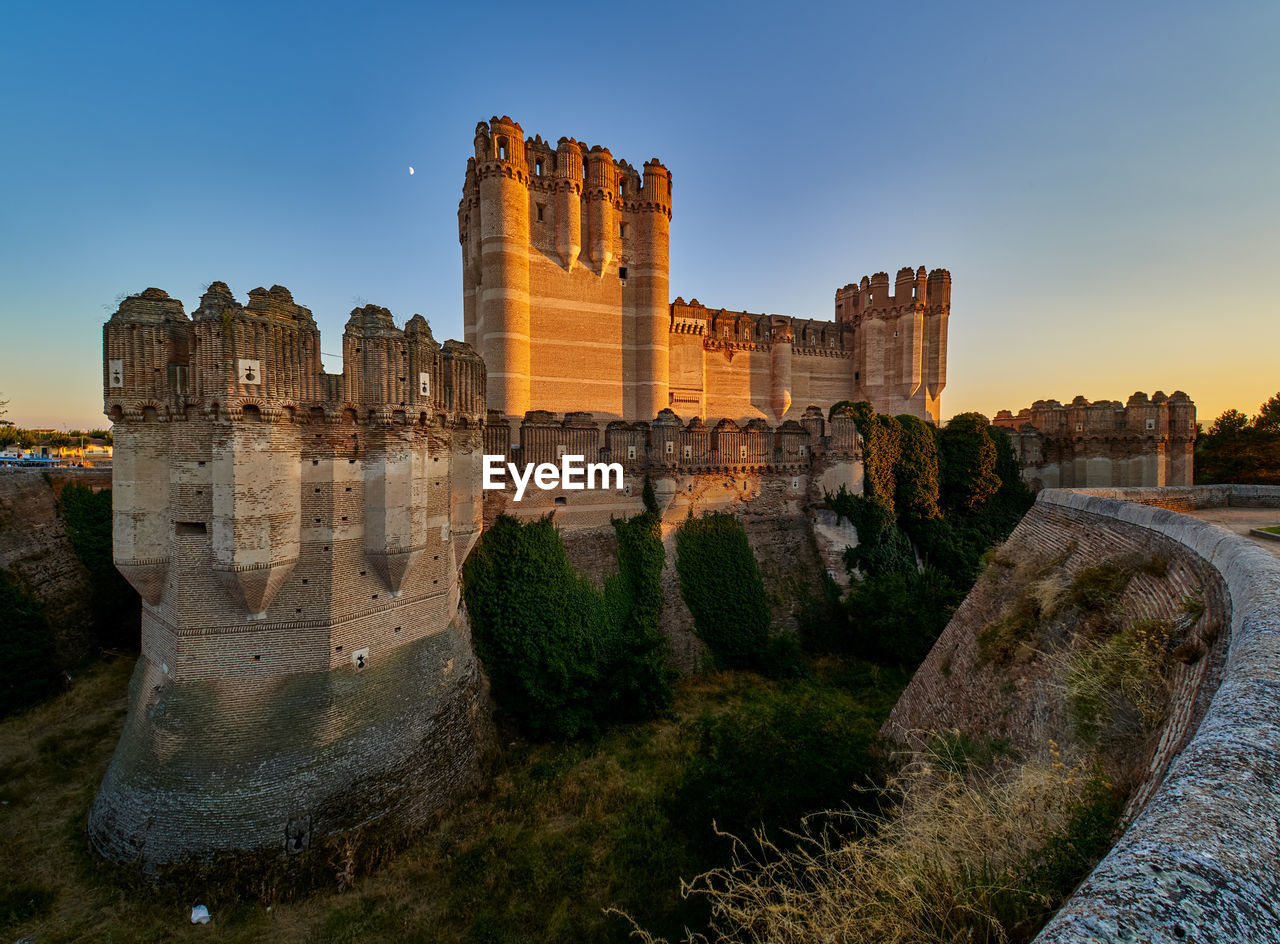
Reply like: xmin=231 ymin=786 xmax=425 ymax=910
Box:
xmin=1034 ymin=486 xmax=1280 ymax=943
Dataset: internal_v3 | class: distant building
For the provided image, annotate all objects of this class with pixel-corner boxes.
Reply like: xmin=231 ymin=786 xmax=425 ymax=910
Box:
xmin=994 ymin=392 xmax=1196 ymax=489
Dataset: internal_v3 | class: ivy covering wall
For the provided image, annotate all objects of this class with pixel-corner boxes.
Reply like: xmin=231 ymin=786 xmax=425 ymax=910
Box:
xmin=462 ymin=511 xmax=672 ymax=738
xmin=820 ymin=404 xmax=1034 ymax=666
xmin=674 ymin=512 xmax=771 ymax=670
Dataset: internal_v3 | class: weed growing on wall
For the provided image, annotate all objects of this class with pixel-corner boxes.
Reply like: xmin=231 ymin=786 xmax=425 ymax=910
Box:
xmin=1064 ymin=619 xmax=1174 ymax=750
xmin=462 ymin=512 xmax=672 ymax=738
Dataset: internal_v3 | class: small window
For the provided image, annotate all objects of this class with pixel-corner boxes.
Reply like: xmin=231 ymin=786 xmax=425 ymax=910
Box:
xmin=176 ymin=521 xmax=206 ymax=535
xmin=536 ymin=203 xmax=545 ymax=222
xmin=627 ymin=444 xmax=637 ymax=460
xmin=792 ymin=477 xmax=799 ymax=489
xmin=535 ymin=159 xmax=543 ymax=176
xmin=723 ymin=326 xmax=729 ymax=338
xmin=665 ymin=441 xmax=674 ymax=454
xmin=619 ymin=266 xmax=628 ymax=281
xmin=683 ymin=444 xmax=692 ymax=459
xmin=739 ymin=445 xmax=748 ymax=460
xmin=554 ymin=496 xmax=567 ymax=506
xmin=618 ymin=182 xmax=624 ymax=196
xmin=618 ymin=222 xmax=628 ymax=238
xmin=1146 ymin=419 xmax=1155 ymax=430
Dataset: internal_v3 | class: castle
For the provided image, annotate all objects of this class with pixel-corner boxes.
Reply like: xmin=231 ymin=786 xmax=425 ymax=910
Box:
xmin=993 ymin=392 xmax=1196 ymax=489
xmin=459 ymin=116 xmax=950 ymax=428
xmin=90 ymin=283 xmax=491 ymax=864
xmin=90 ymin=117 xmax=1194 ymax=867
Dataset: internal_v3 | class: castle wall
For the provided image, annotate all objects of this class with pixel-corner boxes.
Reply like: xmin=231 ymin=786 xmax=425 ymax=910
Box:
xmin=460 ymin=117 xmax=948 ymax=427
xmin=91 ymin=284 xmax=492 ymax=866
xmin=994 ymin=391 xmax=1196 ymax=490
xmin=480 ymin=408 xmax=862 ymax=669
xmin=886 ymin=485 xmax=1280 ymax=942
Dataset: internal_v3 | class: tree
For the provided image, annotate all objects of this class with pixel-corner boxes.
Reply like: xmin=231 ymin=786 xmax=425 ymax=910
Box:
xmin=1207 ymin=409 xmax=1250 ymax=437
xmin=938 ymin=412 xmax=1001 ymax=514
xmin=1254 ymin=394 xmax=1280 ymax=434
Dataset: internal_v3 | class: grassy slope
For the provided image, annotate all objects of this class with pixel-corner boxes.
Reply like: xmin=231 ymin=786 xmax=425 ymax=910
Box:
xmin=0 ymin=656 xmax=904 ymax=944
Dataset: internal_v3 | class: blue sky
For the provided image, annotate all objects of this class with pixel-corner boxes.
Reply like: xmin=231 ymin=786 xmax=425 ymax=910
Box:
xmin=1 ymin=0 xmax=1276 ymax=429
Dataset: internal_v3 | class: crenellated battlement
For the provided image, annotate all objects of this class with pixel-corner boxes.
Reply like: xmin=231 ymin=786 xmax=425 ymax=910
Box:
xmin=93 ymin=283 xmax=491 ymax=868
xmin=833 ymin=265 xmax=952 ymax=324
xmin=994 ymin=391 xmax=1197 ymax=490
xmin=105 ymin=283 xmax=485 ymax=426
xmin=482 ymin=406 xmax=860 ymax=477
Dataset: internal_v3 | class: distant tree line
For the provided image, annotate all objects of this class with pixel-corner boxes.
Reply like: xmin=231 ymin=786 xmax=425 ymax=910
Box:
xmin=1195 ymin=392 xmax=1280 ymax=485
xmin=0 ymin=426 xmax=113 ymax=449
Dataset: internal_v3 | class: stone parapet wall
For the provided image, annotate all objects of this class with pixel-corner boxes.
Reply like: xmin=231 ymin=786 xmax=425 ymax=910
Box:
xmin=887 ymin=483 xmax=1280 ymax=940
xmin=885 ymin=499 xmax=1230 ymax=772
xmin=1032 ymin=486 xmax=1280 ymax=942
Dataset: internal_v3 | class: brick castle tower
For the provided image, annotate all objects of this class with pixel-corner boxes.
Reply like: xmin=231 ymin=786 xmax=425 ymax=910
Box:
xmin=459 ymin=116 xmax=672 ymax=426
xmin=460 ymin=116 xmax=949 ymax=427
xmin=91 ymin=284 xmax=491 ymax=865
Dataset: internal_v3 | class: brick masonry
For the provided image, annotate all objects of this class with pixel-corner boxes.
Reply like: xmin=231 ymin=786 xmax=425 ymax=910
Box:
xmin=91 ymin=285 xmax=493 ymax=866
xmin=460 ymin=116 xmax=949 ymax=426
xmin=891 ymin=485 xmax=1280 ymax=943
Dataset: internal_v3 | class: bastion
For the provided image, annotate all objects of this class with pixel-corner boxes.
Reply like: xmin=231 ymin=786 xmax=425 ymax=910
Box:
xmin=89 ymin=284 xmax=491 ymax=866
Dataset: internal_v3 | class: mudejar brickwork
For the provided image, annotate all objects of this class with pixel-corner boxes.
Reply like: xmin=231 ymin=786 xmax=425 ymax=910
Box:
xmin=91 ymin=283 xmax=492 ymax=865
xmin=89 ymin=116 xmax=1196 ymax=869
xmin=460 ymin=116 xmax=950 ymax=428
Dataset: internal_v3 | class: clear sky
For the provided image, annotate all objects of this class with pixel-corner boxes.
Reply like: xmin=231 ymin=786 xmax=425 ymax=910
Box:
xmin=1 ymin=0 xmax=1276 ymax=430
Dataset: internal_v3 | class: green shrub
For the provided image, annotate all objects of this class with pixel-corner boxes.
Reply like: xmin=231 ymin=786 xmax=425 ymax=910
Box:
xmin=938 ymin=413 xmax=1001 ymax=514
xmin=462 ymin=513 xmax=672 ymax=738
xmin=675 ymin=513 xmax=771 ymax=670
xmin=893 ymin=414 xmax=941 ymax=522
xmin=844 ymin=566 xmax=961 ymax=666
xmin=673 ymin=683 xmax=886 ymax=848
xmin=641 ymin=475 xmax=659 ymax=515
xmin=0 ymin=569 xmax=59 ymax=716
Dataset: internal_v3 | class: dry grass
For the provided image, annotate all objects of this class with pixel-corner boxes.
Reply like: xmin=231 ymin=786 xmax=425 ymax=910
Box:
xmin=0 ymin=658 xmax=905 ymax=944
xmin=613 ymin=743 xmax=1115 ymax=944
